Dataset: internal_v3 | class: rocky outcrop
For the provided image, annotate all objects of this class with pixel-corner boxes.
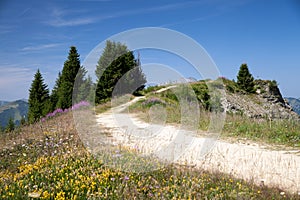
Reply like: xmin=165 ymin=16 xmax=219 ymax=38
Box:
xmin=222 ymin=79 xmax=299 ymax=120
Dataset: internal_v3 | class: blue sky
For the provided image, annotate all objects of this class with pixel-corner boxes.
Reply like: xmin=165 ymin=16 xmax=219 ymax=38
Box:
xmin=0 ymin=0 xmax=300 ymax=101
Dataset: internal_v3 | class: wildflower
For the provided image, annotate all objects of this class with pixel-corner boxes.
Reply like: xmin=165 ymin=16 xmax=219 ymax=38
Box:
xmin=111 ymin=177 xmax=115 ymax=181
xmin=55 ymin=191 xmax=65 ymax=200
xmin=280 ymin=191 xmax=285 ymax=196
xmin=124 ymin=176 xmax=129 ymax=181
xmin=142 ymin=97 xmax=166 ymax=106
xmin=42 ymin=191 xmax=50 ymax=199
xmin=113 ymin=153 xmax=122 ymax=158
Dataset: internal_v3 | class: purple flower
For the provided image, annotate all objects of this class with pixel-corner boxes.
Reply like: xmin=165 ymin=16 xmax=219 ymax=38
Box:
xmin=41 ymin=101 xmax=90 ymax=122
xmin=124 ymin=176 xmax=129 ymax=181
xmin=113 ymin=153 xmax=122 ymax=158
xmin=142 ymin=97 xmax=165 ymax=106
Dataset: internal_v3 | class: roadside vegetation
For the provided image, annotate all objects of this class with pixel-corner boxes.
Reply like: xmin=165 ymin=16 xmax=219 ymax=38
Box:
xmin=1 ymin=110 xmax=299 ymax=199
xmin=2 ymin=43 xmax=299 ymax=199
xmin=129 ymin=77 xmax=300 ymax=148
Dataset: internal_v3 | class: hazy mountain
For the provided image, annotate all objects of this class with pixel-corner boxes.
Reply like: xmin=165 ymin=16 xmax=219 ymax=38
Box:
xmin=285 ymin=97 xmax=300 ymax=115
xmin=0 ymin=101 xmax=9 ymax=106
xmin=0 ymin=100 xmax=29 ymax=127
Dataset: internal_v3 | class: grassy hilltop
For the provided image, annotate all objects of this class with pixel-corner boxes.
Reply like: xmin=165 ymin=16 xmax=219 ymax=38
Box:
xmin=1 ymin=83 xmax=300 ymax=199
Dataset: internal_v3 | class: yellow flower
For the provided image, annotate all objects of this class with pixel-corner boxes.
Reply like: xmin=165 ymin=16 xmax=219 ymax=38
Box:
xmin=55 ymin=191 xmax=65 ymax=200
xmin=41 ymin=191 xmax=50 ymax=199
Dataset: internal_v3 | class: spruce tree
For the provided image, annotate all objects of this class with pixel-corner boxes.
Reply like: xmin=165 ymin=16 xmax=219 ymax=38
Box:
xmin=28 ymin=69 xmax=50 ymax=123
xmin=73 ymin=66 xmax=94 ymax=103
xmin=95 ymin=41 xmax=146 ymax=103
xmin=50 ymin=71 xmax=62 ymax=110
xmin=57 ymin=46 xmax=81 ymax=109
xmin=237 ymin=63 xmax=255 ymax=93
xmin=5 ymin=117 xmax=15 ymax=132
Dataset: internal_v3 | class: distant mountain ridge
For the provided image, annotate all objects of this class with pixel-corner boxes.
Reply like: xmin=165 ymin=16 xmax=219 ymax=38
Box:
xmin=0 ymin=101 xmax=9 ymax=106
xmin=285 ymin=97 xmax=300 ymax=115
xmin=0 ymin=99 xmax=28 ymax=127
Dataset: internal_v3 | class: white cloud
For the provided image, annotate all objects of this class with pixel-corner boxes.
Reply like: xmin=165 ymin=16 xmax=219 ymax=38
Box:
xmin=48 ymin=17 xmax=97 ymax=27
xmin=47 ymin=7 xmax=99 ymax=27
xmin=21 ymin=43 xmax=61 ymax=51
xmin=0 ymin=65 xmax=34 ymax=101
xmin=0 ymin=25 xmax=15 ymax=35
xmin=46 ymin=2 xmax=202 ymax=27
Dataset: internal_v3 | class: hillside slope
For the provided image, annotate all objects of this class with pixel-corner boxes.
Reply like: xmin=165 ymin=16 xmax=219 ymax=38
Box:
xmin=286 ymin=97 xmax=300 ymax=115
xmin=0 ymin=100 xmax=28 ymax=127
xmin=0 ymin=101 xmax=9 ymax=106
xmin=95 ymin=90 xmax=300 ymax=193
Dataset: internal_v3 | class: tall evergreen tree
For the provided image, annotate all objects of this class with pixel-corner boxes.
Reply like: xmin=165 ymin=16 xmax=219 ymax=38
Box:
xmin=57 ymin=46 xmax=81 ymax=109
xmin=50 ymin=71 xmax=62 ymax=110
xmin=237 ymin=63 xmax=255 ymax=93
xmin=5 ymin=117 xmax=15 ymax=132
xmin=95 ymin=40 xmax=128 ymax=79
xmin=95 ymin=41 xmax=146 ymax=103
xmin=73 ymin=66 xmax=94 ymax=103
xmin=28 ymin=69 xmax=50 ymax=123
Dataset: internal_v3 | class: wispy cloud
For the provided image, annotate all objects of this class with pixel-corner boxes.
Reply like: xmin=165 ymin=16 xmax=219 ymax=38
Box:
xmin=0 ymin=25 xmax=15 ymax=35
xmin=47 ymin=7 xmax=99 ymax=27
xmin=104 ymin=1 xmax=203 ymax=20
xmin=0 ymin=66 xmax=33 ymax=82
xmin=159 ymin=0 xmax=252 ymax=28
xmin=48 ymin=17 xmax=97 ymax=27
xmin=21 ymin=43 xmax=62 ymax=51
xmin=46 ymin=1 xmax=203 ymax=27
xmin=0 ymin=65 xmax=34 ymax=100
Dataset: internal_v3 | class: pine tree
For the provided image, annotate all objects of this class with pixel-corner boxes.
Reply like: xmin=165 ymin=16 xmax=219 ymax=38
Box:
xmin=95 ymin=41 xmax=146 ymax=103
xmin=50 ymin=71 xmax=62 ymax=110
xmin=237 ymin=63 xmax=255 ymax=93
xmin=28 ymin=69 xmax=50 ymax=123
xmin=57 ymin=46 xmax=81 ymax=109
xmin=73 ymin=66 xmax=94 ymax=103
xmin=0 ymin=125 xmax=3 ymax=133
xmin=5 ymin=117 xmax=15 ymax=132
xmin=113 ymin=52 xmax=146 ymax=96
xmin=95 ymin=41 xmax=128 ymax=102
xmin=20 ymin=116 xmax=27 ymax=126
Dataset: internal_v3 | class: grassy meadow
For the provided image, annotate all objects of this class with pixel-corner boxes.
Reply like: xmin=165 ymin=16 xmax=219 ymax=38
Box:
xmin=129 ymin=83 xmax=300 ymax=148
xmin=1 ymin=106 xmax=300 ymax=199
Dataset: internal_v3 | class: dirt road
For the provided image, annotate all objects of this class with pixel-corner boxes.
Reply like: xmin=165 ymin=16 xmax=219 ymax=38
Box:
xmin=96 ymin=93 xmax=300 ymax=194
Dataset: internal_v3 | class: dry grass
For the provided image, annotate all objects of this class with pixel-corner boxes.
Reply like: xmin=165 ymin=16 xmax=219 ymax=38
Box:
xmin=0 ymin=109 xmax=299 ymax=199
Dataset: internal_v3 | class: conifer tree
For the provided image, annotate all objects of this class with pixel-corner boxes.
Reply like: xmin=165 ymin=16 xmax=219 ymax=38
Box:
xmin=237 ymin=63 xmax=255 ymax=93
xmin=5 ymin=117 xmax=15 ymax=132
xmin=95 ymin=41 xmax=146 ymax=103
xmin=73 ymin=66 xmax=94 ymax=103
xmin=57 ymin=46 xmax=81 ymax=109
xmin=50 ymin=71 xmax=62 ymax=110
xmin=28 ymin=69 xmax=50 ymax=123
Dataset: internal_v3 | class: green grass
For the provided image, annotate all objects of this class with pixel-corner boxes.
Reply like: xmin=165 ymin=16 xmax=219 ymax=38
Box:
xmin=1 ymin=111 xmax=299 ymax=199
xmin=223 ymin=114 xmax=300 ymax=147
xmin=129 ymin=90 xmax=300 ymax=148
